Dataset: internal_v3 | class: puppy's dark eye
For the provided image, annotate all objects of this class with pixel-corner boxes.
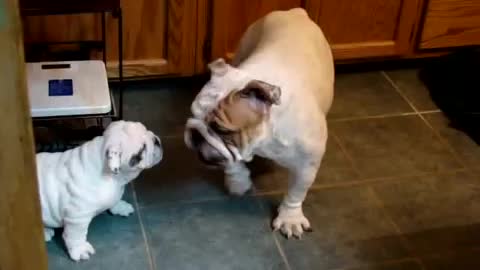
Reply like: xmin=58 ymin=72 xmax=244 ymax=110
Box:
xmin=129 ymin=144 xmax=146 ymax=167
xmin=209 ymin=122 xmax=234 ymax=135
xmin=129 ymin=154 xmax=142 ymax=167
xmin=153 ymin=137 xmax=161 ymax=147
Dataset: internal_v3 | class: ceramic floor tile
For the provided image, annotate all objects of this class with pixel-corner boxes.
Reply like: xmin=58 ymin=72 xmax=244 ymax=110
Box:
xmin=122 ymin=78 xmax=203 ymax=137
xmin=344 ymin=259 xmax=422 ymax=270
xmin=134 ymin=136 xmax=227 ymax=207
xmin=47 ymin=212 xmax=150 ymax=270
xmin=329 ymin=72 xmax=413 ymax=119
xmin=264 ymin=186 xmax=410 ymax=270
xmin=424 ymin=112 xmax=480 ymax=170
xmin=141 ymin=197 xmax=287 ymax=270
xmin=252 ymin=133 xmax=360 ymax=193
xmin=372 ymin=171 xmax=480 ymax=255
xmin=421 ymin=249 xmax=480 ymax=270
xmin=331 ymin=115 xmax=462 ymax=179
xmin=384 ymin=69 xmax=438 ymax=111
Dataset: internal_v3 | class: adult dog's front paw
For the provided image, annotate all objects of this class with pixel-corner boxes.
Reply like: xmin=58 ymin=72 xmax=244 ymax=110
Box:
xmin=68 ymin=241 xmax=95 ymax=261
xmin=225 ymin=175 xmax=253 ymax=196
xmin=109 ymin=200 xmax=135 ymax=216
xmin=273 ymin=205 xmax=312 ymax=239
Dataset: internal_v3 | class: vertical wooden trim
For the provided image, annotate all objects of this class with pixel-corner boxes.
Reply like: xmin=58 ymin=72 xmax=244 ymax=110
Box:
xmin=0 ymin=0 xmax=48 ymax=270
xmin=395 ymin=0 xmax=424 ymax=54
xmin=195 ymin=0 xmax=210 ymax=73
xmin=303 ymin=0 xmax=321 ymax=20
xmin=166 ymin=0 xmax=197 ymax=75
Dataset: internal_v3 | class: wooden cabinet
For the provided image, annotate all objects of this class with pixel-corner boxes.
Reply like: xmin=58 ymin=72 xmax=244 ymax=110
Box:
xmin=207 ymin=0 xmax=301 ymax=61
xmin=305 ymin=0 xmax=423 ymax=60
xmin=420 ymin=0 xmax=480 ymax=49
xmin=23 ymin=0 xmax=197 ymax=77
xmin=20 ymin=0 xmax=480 ymax=78
xmin=203 ymin=0 xmax=424 ymax=65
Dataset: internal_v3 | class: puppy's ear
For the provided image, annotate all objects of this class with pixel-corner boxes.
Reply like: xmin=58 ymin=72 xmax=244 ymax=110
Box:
xmin=105 ymin=145 xmax=122 ymax=174
xmin=236 ymin=80 xmax=281 ymax=115
xmin=208 ymin=58 xmax=229 ymax=76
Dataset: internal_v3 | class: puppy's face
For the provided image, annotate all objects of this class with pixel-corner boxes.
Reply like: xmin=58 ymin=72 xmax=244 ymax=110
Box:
xmin=186 ymin=59 xmax=281 ymax=167
xmin=103 ymin=121 xmax=163 ymax=175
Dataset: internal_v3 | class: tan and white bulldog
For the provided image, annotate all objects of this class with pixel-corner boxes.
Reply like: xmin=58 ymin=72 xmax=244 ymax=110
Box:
xmin=185 ymin=8 xmax=334 ymax=238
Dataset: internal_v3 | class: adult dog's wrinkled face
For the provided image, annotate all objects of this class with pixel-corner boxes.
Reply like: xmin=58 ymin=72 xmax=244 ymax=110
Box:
xmin=103 ymin=121 xmax=163 ymax=175
xmin=185 ymin=58 xmax=281 ymax=168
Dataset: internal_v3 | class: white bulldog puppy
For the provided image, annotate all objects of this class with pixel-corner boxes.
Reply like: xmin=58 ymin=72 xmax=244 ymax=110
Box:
xmin=36 ymin=120 xmax=163 ymax=261
xmin=185 ymin=8 xmax=334 ymax=238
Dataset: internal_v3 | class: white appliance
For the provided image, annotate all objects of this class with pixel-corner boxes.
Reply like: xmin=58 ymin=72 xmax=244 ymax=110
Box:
xmin=26 ymin=60 xmax=111 ymax=117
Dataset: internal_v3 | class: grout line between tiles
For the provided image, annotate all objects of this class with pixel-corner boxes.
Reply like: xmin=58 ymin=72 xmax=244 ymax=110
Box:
xmin=367 ymin=187 xmax=427 ymax=270
xmin=380 ymin=71 xmax=420 ymax=113
xmin=418 ymin=110 xmax=441 ymax=114
xmin=381 ymin=71 xmax=467 ymax=170
xmin=135 ymin=168 xmax=470 ymax=210
xmin=329 ymin=111 xmax=419 ymax=122
xmin=161 ymin=134 xmax=184 ymax=140
xmin=254 ymin=167 xmax=469 ymax=197
xmin=272 ymin=234 xmax=293 ymax=270
xmin=415 ymin=113 xmax=466 ymax=168
xmin=330 ymin=257 xmax=422 ymax=270
xmin=131 ymin=182 xmax=156 ymax=270
xmin=137 ymin=195 xmax=230 ymax=210
xmin=330 ymin=132 xmax=363 ymax=178
xmin=255 ymin=198 xmax=293 ymax=270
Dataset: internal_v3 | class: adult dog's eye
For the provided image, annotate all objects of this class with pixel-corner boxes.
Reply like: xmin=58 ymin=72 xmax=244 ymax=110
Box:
xmin=209 ymin=122 xmax=234 ymax=135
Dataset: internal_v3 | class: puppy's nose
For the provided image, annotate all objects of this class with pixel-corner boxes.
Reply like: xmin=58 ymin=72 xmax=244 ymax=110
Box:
xmin=112 ymin=167 xmax=120 ymax=174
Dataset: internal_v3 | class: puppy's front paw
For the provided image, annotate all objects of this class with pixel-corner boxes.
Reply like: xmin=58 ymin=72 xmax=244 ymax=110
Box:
xmin=44 ymin=228 xmax=55 ymax=242
xmin=109 ymin=200 xmax=135 ymax=217
xmin=273 ymin=205 xmax=311 ymax=239
xmin=68 ymin=241 xmax=95 ymax=261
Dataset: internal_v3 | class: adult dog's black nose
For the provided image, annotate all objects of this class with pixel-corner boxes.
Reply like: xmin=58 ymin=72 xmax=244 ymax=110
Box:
xmin=190 ymin=129 xmax=226 ymax=167
xmin=190 ymin=129 xmax=204 ymax=148
xmin=198 ymin=145 xmax=226 ymax=167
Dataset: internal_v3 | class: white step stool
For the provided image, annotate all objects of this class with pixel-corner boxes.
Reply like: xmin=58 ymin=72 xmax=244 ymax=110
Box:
xmin=26 ymin=60 xmax=112 ymax=118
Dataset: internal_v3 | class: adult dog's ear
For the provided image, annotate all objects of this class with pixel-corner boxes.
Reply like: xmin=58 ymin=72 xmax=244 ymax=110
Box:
xmin=208 ymin=58 xmax=229 ymax=76
xmin=236 ymin=79 xmax=281 ymax=115
xmin=105 ymin=145 xmax=122 ymax=174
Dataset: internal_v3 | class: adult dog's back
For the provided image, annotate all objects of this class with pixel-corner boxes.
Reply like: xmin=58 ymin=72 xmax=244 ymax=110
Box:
xmin=233 ymin=8 xmax=334 ymax=115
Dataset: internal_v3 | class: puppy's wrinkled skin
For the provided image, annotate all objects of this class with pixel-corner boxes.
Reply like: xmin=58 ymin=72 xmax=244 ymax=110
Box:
xmin=185 ymin=8 xmax=334 ymax=239
xmin=36 ymin=121 xmax=163 ymax=261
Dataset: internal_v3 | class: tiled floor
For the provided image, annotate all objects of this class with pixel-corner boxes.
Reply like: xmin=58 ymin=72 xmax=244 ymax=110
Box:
xmin=46 ymin=69 xmax=480 ymax=270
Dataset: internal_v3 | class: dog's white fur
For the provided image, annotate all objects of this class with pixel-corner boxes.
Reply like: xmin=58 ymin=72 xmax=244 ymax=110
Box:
xmin=186 ymin=8 xmax=334 ymax=238
xmin=36 ymin=121 xmax=163 ymax=261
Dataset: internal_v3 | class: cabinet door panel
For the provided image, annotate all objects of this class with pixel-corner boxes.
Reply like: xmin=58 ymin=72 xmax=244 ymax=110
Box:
xmin=210 ymin=0 xmax=302 ymax=60
xmin=205 ymin=0 xmax=422 ymax=64
xmin=306 ymin=0 xmax=423 ymax=59
xmin=22 ymin=0 xmax=197 ymax=77
xmin=420 ymin=0 xmax=480 ymax=49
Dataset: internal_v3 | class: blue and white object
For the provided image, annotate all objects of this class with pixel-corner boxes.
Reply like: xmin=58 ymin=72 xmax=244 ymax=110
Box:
xmin=27 ymin=60 xmax=111 ymax=117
